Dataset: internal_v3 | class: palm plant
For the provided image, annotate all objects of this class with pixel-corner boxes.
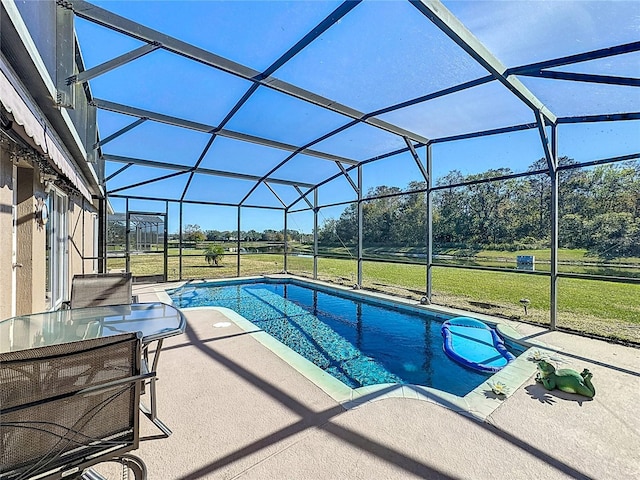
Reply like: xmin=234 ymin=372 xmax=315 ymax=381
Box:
xmin=204 ymin=244 xmax=224 ymax=266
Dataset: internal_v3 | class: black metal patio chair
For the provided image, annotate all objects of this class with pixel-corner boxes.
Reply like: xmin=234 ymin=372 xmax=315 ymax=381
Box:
xmin=63 ymin=272 xmax=135 ymax=310
xmin=0 ymin=332 xmax=152 ymax=480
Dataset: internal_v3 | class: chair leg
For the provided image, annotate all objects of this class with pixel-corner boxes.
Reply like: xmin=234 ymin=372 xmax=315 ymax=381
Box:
xmin=140 ymin=340 xmax=172 ymax=437
xmin=82 ymin=454 xmax=147 ymax=480
xmin=140 ymin=378 xmax=173 ymax=437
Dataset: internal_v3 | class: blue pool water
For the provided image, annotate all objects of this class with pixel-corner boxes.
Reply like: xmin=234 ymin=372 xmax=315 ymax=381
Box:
xmin=169 ymin=280 xmax=515 ymax=396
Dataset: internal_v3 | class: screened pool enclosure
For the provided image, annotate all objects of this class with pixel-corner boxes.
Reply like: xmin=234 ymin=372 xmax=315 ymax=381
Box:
xmin=64 ymin=1 xmax=639 ymax=343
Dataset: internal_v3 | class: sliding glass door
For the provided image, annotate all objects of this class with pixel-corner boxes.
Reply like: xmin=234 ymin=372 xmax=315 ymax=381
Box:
xmin=46 ymin=188 xmax=68 ymax=309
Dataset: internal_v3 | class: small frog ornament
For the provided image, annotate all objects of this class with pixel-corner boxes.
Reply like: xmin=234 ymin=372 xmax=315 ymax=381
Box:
xmin=535 ymin=360 xmax=596 ymax=398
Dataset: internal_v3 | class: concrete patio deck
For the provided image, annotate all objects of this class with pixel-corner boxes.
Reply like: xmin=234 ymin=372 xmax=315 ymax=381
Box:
xmin=132 ymin=283 xmax=640 ymax=479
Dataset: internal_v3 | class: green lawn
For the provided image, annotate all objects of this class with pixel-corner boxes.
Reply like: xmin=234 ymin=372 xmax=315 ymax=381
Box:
xmin=294 ymin=256 xmax=640 ymax=344
xmin=292 ymin=245 xmax=640 ymax=277
xmin=108 ymin=249 xmax=640 ymax=344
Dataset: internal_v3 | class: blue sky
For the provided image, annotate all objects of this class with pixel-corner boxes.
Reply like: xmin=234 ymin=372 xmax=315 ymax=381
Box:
xmin=75 ymin=1 xmax=640 ymax=233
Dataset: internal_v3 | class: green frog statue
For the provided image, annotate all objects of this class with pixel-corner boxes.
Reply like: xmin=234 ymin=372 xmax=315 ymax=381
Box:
xmin=535 ymin=360 xmax=596 ymax=398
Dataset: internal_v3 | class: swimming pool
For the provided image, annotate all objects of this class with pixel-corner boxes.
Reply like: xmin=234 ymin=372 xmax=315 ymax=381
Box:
xmin=169 ymin=279 xmax=520 ymax=397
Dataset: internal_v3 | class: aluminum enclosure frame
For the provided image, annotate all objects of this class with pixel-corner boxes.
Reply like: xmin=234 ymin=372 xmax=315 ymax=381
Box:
xmin=59 ymin=0 xmax=640 ymax=331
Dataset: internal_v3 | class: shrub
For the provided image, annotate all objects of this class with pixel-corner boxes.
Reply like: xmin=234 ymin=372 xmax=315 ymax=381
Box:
xmin=205 ymin=245 xmax=225 ymax=266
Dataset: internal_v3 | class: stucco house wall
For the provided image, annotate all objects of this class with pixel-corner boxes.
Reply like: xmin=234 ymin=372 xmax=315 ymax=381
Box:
xmin=0 ymin=146 xmax=14 ymax=319
xmin=0 ymin=1 xmax=102 ymax=319
xmin=69 ymin=195 xmax=98 ymax=278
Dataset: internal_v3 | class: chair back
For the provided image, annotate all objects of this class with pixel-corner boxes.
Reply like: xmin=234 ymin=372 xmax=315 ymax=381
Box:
xmin=0 ymin=333 xmax=145 ymax=480
xmin=70 ymin=272 xmax=133 ymax=309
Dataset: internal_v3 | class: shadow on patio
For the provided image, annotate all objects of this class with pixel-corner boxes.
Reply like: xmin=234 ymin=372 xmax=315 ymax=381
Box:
xmin=133 ymin=306 xmax=639 ymax=479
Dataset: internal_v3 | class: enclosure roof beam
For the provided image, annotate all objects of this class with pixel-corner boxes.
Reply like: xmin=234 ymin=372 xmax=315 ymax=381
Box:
xmin=419 ymin=111 xmax=640 ymax=144
xmin=180 ymin=134 xmax=217 ymax=202
xmin=103 ymin=153 xmax=316 ymax=188
xmin=507 ymin=41 xmax=640 ymax=76
xmin=287 ymin=142 xmax=426 ymax=210
xmin=237 ymin=118 xmax=363 ymax=207
xmin=95 ymin=117 xmax=146 ymax=148
xmin=335 ymin=161 xmax=359 ymax=193
xmin=410 ymin=0 xmax=557 ymax=124
xmin=108 ymin=169 xmax=189 ymax=194
xmin=261 ymin=1 xmax=362 ymax=78
xmin=68 ymin=0 xmax=429 ymax=144
xmin=557 ymin=112 xmax=640 ymax=124
xmin=534 ymin=110 xmax=556 ymax=173
xmin=294 ymin=185 xmax=314 ymax=210
xmin=368 ymin=76 xmax=494 ymax=118
xmin=432 ymin=122 xmax=538 ymax=144
xmin=403 ymin=137 xmax=428 ymax=182
xmin=518 ymin=70 xmax=639 ymax=87
xmin=263 ymin=182 xmax=287 ymax=208
xmin=104 ymin=162 xmax=132 ymax=182
xmin=67 ymin=43 xmax=160 ymax=85
xmin=92 ymin=98 xmax=359 ymax=165
xmin=108 ymin=194 xmax=285 ymax=210
xmin=557 ymin=152 xmax=640 ymax=171
xmin=93 ymin=97 xmax=212 ymax=130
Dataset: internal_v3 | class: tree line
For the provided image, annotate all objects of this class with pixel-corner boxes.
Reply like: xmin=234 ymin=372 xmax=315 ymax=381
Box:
xmin=317 ymin=158 xmax=640 ymax=259
xmin=178 ymin=225 xmax=311 ymax=243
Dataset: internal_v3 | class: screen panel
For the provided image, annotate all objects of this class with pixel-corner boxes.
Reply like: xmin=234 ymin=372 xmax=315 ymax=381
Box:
xmin=277 ymin=0 xmax=487 ymax=112
xmin=446 ymin=0 xmax=638 ymax=67
xmin=431 ymin=266 xmax=551 ymax=326
xmin=88 ymin=0 xmax=344 ymax=71
xmin=377 ymin=81 xmax=534 ymax=140
xmin=224 ymin=86 xmax=351 ymax=146
xmin=90 ymin=49 xmax=253 ymax=126
xmin=316 ymin=204 xmax=357 ymax=258
xmin=557 ymin=277 xmax=639 ymax=344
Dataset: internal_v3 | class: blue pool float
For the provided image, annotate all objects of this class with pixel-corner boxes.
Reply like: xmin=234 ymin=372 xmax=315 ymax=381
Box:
xmin=441 ymin=317 xmax=515 ymax=373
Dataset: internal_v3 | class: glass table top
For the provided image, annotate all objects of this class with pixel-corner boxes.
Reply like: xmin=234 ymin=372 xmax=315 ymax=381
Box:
xmin=0 ymin=302 xmax=186 ymax=353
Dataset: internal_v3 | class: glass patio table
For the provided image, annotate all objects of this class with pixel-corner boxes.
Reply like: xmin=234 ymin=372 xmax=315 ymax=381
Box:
xmin=0 ymin=302 xmax=186 ymax=436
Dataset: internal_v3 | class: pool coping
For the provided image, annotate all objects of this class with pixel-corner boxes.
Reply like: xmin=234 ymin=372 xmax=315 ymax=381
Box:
xmin=152 ymin=275 xmax=552 ymax=421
